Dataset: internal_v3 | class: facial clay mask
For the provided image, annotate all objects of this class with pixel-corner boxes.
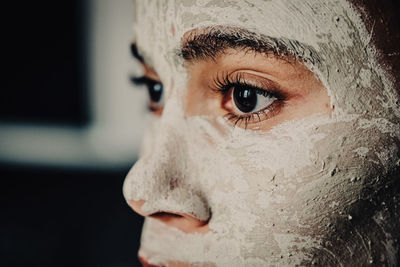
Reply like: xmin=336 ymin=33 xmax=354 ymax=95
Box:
xmin=124 ymin=0 xmax=400 ymax=265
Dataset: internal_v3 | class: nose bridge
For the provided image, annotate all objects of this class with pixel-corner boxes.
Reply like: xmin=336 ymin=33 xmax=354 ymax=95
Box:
xmin=123 ymin=110 xmax=211 ymax=222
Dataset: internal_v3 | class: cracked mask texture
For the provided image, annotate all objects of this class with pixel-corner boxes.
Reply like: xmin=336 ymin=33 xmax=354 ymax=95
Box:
xmin=123 ymin=0 xmax=400 ymax=266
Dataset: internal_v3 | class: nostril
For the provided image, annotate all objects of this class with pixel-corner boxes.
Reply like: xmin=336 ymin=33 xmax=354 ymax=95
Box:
xmin=148 ymin=211 xmax=209 ymax=233
xmin=150 ymin=212 xmax=183 ymax=219
xmin=127 ymin=200 xmax=211 ymax=233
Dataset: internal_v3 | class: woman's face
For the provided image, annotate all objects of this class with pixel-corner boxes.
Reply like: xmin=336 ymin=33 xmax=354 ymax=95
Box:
xmin=124 ymin=0 xmax=400 ymax=266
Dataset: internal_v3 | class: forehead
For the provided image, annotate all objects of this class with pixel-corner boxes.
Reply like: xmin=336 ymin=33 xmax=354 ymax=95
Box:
xmin=133 ymin=0 xmax=400 ymax=120
xmin=133 ymin=0 xmax=359 ymax=62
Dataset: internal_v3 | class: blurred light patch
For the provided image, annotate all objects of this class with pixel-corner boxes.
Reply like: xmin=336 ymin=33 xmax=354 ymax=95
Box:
xmin=0 ymin=0 xmax=147 ymax=169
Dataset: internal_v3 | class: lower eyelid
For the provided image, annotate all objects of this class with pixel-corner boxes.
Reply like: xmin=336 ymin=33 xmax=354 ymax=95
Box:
xmin=224 ymin=100 xmax=284 ymax=129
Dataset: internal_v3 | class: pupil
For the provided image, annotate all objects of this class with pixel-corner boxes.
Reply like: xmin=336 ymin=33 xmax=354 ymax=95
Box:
xmin=149 ymin=82 xmax=163 ymax=103
xmin=233 ymin=86 xmax=257 ymax=113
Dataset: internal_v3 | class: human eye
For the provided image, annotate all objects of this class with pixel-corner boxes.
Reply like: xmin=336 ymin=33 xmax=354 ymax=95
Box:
xmin=211 ymin=72 xmax=285 ymax=128
xmin=131 ymin=76 xmax=164 ymax=114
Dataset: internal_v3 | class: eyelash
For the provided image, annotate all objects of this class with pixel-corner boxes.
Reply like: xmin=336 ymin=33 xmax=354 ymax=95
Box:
xmin=131 ymin=76 xmax=164 ymax=113
xmin=131 ymin=73 xmax=285 ymax=129
xmin=210 ymin=72 xmax=284 ymax=129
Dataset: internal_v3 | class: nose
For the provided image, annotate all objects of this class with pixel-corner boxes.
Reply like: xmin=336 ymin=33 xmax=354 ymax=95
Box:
xmin=124 ymin=158 xmax=211 ymax=233
xmin=123 ymin=121 xmax=211 ymax=234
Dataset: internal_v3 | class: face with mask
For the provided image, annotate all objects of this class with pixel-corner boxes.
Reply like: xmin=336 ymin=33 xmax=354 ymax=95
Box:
xmin=123 ymin=0 xmax=400 ymax=266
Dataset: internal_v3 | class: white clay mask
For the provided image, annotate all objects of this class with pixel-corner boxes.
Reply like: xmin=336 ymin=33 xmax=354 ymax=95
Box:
xmin=124 ymin=0 xmax=400 ymax=266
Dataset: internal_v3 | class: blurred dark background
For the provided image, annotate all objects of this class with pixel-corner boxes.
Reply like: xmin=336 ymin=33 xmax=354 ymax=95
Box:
xmin=1 ymin=0 xmax=88 ymax=126
xmin=0 ymin=1 xmax=144 ymax=266
xmin=0 ymin=165 xmax=143 ymax=267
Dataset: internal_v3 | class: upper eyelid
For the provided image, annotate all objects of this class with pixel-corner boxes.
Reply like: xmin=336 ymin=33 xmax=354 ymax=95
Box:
xmin=131 ymin=76 xmax=159 ymax=86
xmin=235 ymin=72 xmax=282 ymax=92
xmin=130 ymin=44 xmax=162 ymax=81
xmin=211 ymin=72 xmax=286 ymax=99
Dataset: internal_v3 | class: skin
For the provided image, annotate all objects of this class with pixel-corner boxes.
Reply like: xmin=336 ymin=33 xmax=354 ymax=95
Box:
xmin=124 ymin=0 xmax=400 ymax=266
xmin=184 ymin=47 xmax=331 ymax=131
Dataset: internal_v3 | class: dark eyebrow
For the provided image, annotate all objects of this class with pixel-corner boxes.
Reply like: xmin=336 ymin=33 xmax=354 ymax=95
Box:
xmin=130 ymin=43 xmax=144 ymax=63
xmin=179 ymin=27 xmax=321 ymax=66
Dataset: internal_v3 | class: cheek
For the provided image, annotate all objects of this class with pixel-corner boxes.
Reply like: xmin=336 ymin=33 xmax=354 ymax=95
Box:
xmin=172 ymin=115 xmax=326 ymax=230
xmin=129 ymin=108 xmax=399 ymax=264
xmin=204 ymin=114 xmax=398 ymax=231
